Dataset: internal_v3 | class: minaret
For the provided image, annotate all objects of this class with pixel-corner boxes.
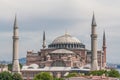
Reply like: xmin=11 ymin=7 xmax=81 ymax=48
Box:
xmin=91 ymin=13 xmax=98 ymax=70
xmin=102 ymin=31 xmax=107 ymax=67
xmin=42 ymin=31 xmax=46 ymax=49
xmin=12 ymin=15 xmax=20 ymax=73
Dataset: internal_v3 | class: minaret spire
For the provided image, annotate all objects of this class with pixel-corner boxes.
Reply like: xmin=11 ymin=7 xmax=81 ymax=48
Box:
xmin=103 ymin=31 xmax=106 ymax=47
xmin=91 ymin=13 xmax=98 ymax=70
xmin=92 ymin=12 xmax=97 ymax=26
xmin=102 ymin=30 xmax=107 ymax=67
xmin=14 ymin=14 xmax=17 ymax=28
xmin=12 ymin=15 xmax=20 ymax=74
xmin=42 ymin=31 xmax=46 ymax=49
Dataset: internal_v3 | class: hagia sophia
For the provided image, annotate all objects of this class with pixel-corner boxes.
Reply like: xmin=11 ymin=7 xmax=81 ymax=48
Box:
xmin=11 ymin=13 xmax=107 ymax=80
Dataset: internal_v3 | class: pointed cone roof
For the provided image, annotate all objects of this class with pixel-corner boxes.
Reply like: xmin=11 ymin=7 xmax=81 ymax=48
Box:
xmin=43 ymin=31 xmax=45 ymax=41
xmin=103 ymin=30 xmax=106 ymax=46
xmin=42 ymin=31 xmax=46 ymax=49
xmin=92 ymin=13 xmax=97 ymax=26
xmin=14 ymin=15 xmax=18 ymax=28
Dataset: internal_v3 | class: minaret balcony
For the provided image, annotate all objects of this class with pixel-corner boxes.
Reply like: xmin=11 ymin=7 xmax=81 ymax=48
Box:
xmin=13 ymin=36 xmax=19 ymax=39
xmin=91 ymin=34 xmax=97 ymax=38
xmin=14 ymin=27 xmax=18 ymax=29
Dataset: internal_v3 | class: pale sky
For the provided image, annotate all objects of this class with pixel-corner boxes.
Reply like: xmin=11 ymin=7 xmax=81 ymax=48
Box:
xmin=0 ymin=0 xmax=120 ymax=64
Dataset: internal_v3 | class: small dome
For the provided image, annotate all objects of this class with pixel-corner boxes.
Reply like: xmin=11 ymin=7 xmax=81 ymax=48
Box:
xmin=52 ymin=33 xmax=81 ymax=44
xmin=28 ymin=64 xmax=39 ymax=69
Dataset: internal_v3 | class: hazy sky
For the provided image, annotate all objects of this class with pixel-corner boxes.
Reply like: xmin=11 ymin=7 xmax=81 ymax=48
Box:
xmin=0 ymin=0 xmax=120 ymax=64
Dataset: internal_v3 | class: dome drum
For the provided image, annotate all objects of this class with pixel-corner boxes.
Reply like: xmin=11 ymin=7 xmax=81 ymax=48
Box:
xmin=48 ymin=43 xmax=85 ymax=49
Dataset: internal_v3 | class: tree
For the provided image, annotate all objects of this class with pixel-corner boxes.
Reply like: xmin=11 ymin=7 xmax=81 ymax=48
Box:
xmin=108 ymin=69 xmax=120 ymax=77
xmin=66 ymin=72 xmax=78 ymax=78
xmin=88 ymin=69 xmax=120 ymax=78
xmin=0 ymin=71 xmax=13 ymax=80
xmin=8 ymin=64 xmax=12 ymax=71
xmin=33 ymin=72 xmax=53 ymax=80
xmin=89 ymin=70 xmax=107 ymax=76
xmin=0 ymin=71 xmax=23 ymax=80
xmin=12 ymin=73 xmax=23 ymax=80
xmin=8 ymin=63 xmax=22 ymax=71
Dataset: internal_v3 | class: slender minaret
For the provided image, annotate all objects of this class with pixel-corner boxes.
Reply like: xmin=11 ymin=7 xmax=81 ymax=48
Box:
xmin=42 ymin=31 xmax=46 ymax=49
xmin=102 ymin=31 xmax=107 ymax=67
xmin=12 ymin=15 xmax=20 ymax=73
xmin=91 ymin=13 xmax=98 ymax=70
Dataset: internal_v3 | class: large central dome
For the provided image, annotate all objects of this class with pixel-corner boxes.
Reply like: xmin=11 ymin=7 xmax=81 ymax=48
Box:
xmin=52 ymin=33 xmax=81 ymax=44
xmin=48 ymin=33 xmax=85 ymax=49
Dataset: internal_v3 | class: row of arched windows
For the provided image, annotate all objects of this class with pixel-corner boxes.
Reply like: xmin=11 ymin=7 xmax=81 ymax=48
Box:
xmin=48 ymin=43 xmax=85 ymax=49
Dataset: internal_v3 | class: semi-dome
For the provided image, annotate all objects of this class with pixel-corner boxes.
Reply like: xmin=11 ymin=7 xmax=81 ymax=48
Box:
xmin=52 ymin=33 xmax=81 ymax=44
xmin=50 ymin=49 xmax=75 ymax=54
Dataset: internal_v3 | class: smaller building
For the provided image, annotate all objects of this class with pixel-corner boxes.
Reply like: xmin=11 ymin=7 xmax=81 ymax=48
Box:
xmin=0 ymin=65 xmax=8 ymax=73
xmin=21 ymin=64 xmax=90 ymax=80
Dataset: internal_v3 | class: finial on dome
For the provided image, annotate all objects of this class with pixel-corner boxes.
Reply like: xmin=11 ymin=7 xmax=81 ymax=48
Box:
xmin=65 ymin=29 xmax=69 ymax=35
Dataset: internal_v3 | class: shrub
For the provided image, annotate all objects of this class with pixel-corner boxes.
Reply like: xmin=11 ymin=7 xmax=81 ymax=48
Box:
xmin=33 ymin=72 xmax=53 ymax=80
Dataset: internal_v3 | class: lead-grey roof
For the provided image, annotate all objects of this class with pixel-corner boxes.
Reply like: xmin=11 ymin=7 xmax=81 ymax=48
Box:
xmin=52 ymin=33 xmax=81 ymax=44
xmin=50 ymin=49 xmax=75 ymax=54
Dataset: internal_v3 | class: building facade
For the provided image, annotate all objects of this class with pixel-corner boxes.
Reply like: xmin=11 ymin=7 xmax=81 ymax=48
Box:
xmin=26 ymin=33 xmax=105 ymax=67
xmin=21 ymin=14 xmax=107 ymax=79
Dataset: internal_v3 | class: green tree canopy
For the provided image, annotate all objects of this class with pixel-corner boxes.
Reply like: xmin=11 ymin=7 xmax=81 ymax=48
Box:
xmin=33 ymin=72 xmax=53 ymax=80
xmin=89 ymin=69 xmax=120 ymax=78
xmin=66 ymin=72 xmax=78 ymax=78
xmin=0 ymin=71 xmax=13 ymax=80
xmin=108 ymin=69 xmax=120 ymax=77
xmin=8 ymin=63 xmax=22 ymax=71
xmin=12 ymin=73 xmax=23 ymax=80
xmin=89 ymin=70 xmax=107 ymax=76
xmin=0 ymin=71 xmax=23 ymax=80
